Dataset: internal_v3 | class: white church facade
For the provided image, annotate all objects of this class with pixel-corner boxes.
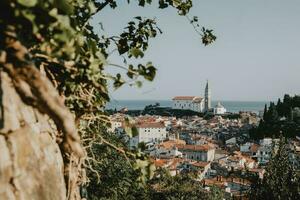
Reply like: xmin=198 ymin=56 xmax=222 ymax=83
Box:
xmin=213 ymin=102 xmax=227 ymax=115
xmin=172 ymin=96 xmax=204 ymax=112
xmin=172 ymin=81 xmax=211 ymax=113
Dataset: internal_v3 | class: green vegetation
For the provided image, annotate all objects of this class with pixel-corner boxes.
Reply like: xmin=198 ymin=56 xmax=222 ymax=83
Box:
xmin=147 ymin=170 xmax=224 ymax=200
xmin=250 ymin=94 xmax=300 ymax=139
xmin=249 ymin=137 xmax=300 ymax=199
xmin=0 ymin=0 xmax=216 ymax=199
xmin=107 ymin=104 xmax=203 ymax=118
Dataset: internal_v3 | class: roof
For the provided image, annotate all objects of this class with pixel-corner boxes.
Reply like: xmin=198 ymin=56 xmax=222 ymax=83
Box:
xmin=152 ymin=159 xmax=168 ymax=168
xmin=135 ymin=122 xmax=165 ymax=128
xmin=250 ymin=144 xmax=259 ymax=152
xmin=157 ymin=139 xmax=186 ymax=149
xmin=249 ymin=168 xmax=265 ymax=173
xmin=191 ymin=161 xmax=210 ymax=168
xmin=215 ymin=102 xmax=225 ymax=108
xmin=176 ymin=144 xmax=214 ymax=152
xmin=172 ymin=96 xmax=203 ymax=101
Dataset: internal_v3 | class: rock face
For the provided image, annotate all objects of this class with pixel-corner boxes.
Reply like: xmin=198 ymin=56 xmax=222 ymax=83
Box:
xmin=0 ymin=71 xmax=67 ymax=200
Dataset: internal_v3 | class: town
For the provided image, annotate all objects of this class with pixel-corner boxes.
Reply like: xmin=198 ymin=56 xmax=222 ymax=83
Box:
xmin=107 ymin=84 xmax=300 ymax=199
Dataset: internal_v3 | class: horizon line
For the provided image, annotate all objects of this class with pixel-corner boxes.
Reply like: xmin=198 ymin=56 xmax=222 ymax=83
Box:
xmin=108 ymin=99 xmax=271 ymax=103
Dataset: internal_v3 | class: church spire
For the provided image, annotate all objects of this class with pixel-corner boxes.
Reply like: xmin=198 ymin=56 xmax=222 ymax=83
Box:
xmin=204 ymin=80 xmax=211 ymax=112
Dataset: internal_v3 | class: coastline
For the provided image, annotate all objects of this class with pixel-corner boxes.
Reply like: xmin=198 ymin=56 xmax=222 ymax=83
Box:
xmin=106 ymin=99 xmax=268 ymax=113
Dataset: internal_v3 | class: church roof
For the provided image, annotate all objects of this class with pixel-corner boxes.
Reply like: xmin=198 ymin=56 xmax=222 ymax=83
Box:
xmin=172 ymin=96 xmax=203 ymax=102
xmin=215 ymin=102 xmax=225 ymax=108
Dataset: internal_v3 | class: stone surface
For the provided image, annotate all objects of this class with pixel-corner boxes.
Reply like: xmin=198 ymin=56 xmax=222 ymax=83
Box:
xmin=0 ymin=71 xmax=67 ymax=200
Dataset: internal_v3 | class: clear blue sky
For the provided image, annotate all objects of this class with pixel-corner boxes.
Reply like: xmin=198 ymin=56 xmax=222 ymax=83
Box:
xmin=91 ymin=0 xmax=300 ymax=101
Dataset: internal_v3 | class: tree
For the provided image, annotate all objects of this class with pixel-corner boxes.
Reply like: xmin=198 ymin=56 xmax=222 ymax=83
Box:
xmin=83 ymin=126 xmax=149 ymax=200
xmin=249 ymin=137 xmax=300 ymax=199
xmin=148 ymin=172 xmax=210 ymax=200
xmin=0 ymin=0 xmax=216 ymax=199
xmin=263 ymin=104 xmax=268 ymax=121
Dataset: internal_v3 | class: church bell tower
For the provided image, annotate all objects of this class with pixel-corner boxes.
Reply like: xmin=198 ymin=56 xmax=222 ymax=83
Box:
xmin=204 ymin=80 xmax=211 ymax=112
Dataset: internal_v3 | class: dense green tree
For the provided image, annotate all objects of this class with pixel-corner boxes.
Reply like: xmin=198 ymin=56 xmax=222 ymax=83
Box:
xmin=263 ymin=104 xmax=268 ymax=121
xmin=250 ymin=94 xmax=300 ymax=139
xmin=83 ymin=125 xmax=149 ymax=200
xmin=249 ymin=137 xmax=300 ymax=200
xmin=148 ymin=172 xmax=210 ymax=200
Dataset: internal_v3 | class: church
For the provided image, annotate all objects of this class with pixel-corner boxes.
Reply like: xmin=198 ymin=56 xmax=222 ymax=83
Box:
xmin=172 ymin=81 xmax=211 ymax=113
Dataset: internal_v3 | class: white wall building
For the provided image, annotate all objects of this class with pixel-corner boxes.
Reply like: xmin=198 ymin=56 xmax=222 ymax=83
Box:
xmin=109 ymin=120 xmax=123 ymax=132
xmin=213 ymin=102 xmax=227 ymax=115
xmin=240 ymin=142 xmax=253 ymax=153
xmin=176 ymin=144 xmax=215 ymax=162
xmin=172 ymin=80 xmax=212 ymax=113
xmin=130 ymin=122 xmax=167 ymax=148
xmin=150 ymin=146 xmax=183 ymax=158
xmin=172 ymin=96 xmax=204 ymax=112
xmin=257 ymin=138 xmax=275 ymax=165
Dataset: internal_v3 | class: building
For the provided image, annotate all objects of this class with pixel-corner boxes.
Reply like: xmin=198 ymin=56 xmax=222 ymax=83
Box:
xmin=172 ymin=96 xmax=204 ymax=112
xmin=129 ymin=122 xmax=167 ymax=148
xmin=176 ymin=144 xmax=215 ymax=162
xmin=149 ymin=139 xmax=186 ymax=158
xmin=213 ymin=102 xmax=227 ymax=115
xmin=256 ymin=138 xmax=273 ymax=165
xmin=172 ymin=80 xmax=211 ymax=113
xmin=204 ymin=80 xmax=211 ymax=112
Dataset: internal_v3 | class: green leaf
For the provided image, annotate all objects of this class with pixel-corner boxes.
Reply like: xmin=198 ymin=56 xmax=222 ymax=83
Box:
xmin=129 ymin=48 xmax=144 ymax=58
xmin=17 ymin=0 xmax=37 ymax=7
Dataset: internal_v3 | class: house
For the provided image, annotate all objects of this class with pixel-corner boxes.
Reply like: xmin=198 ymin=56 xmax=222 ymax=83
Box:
xmin=176 ymin=144 xmax=215 ymax=162
xmin=179 ymin=160 xmax=211 ymax=180
xmin=256 ymin=138 xmax=274 ymax=165
xmin=108 ymin=113 xmax=126 ymax=133
xmin=129 ymin=122 xmax=167 ymax=148
xmin=240 ymin=142 xmax=252 ymax=153
xmin=151 ymin=158 xmax=185 ymax=176
xmin=225 ymin=137 xmax=237 ymax=147
xmin=150 ymin=139 xmax=185 ymax=158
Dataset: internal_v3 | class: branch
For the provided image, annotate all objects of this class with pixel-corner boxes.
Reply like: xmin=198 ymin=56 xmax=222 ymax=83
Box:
xmin=1 ymin=29 xmax=84 ymax=158
xmin=96 ymin=0 xmax=112 ymax=13
xmin=82 ymin=0 xmax=112 ymax=25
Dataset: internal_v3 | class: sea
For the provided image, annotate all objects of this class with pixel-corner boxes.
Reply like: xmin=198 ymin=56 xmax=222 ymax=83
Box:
xmin=106 ymin=100 xmax=268 ymax=114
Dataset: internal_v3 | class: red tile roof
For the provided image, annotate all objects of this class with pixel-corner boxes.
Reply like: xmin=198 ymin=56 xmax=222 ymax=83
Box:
xmin=135 ymin=122 xmax=165 ymax=128
xmin=176 ymin=144 xmax=214 ymax=152
xmin=152 ymin=159 xmax=169 ymax=167
xmin=191 ymin=161 xmax=210 ymax=168
xmin=172 ymin=96 xmax=203 ymax=101
xmin=250 ymin=144 xmax=259 ymax=152
xmin=157 ymin=139 xmax=186 ymax=149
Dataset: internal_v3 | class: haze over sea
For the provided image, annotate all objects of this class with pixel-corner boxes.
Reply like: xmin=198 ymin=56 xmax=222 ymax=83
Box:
xmin=106 ymin=100 xmax=267 ymax=114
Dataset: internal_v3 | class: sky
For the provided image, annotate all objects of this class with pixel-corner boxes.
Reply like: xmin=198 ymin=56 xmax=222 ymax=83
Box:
xmin=91 ymin=0 xmax=300 ymax=101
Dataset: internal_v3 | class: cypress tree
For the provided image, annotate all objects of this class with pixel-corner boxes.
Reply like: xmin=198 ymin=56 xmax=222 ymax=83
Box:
xmin=250 ymin=137 xmax=300 ymax=199
xmin=263 ymin=104 xmax=268 ymax=121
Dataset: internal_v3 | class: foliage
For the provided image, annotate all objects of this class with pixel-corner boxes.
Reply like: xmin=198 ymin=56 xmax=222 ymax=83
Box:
xmin=208 ymin=185 xmax=225 ymax=200
xmin=82 ymin=125 xmax=149 ymax=200
xmin=148 ymin=171 xmax=210 ymax=200
xmin=249 ymin=137 xmax=300 ymax=199
xmin=0 ymin=0 xmax=216 ymax=199
xmin=250 ymin=94 xmax=300 ymax=139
